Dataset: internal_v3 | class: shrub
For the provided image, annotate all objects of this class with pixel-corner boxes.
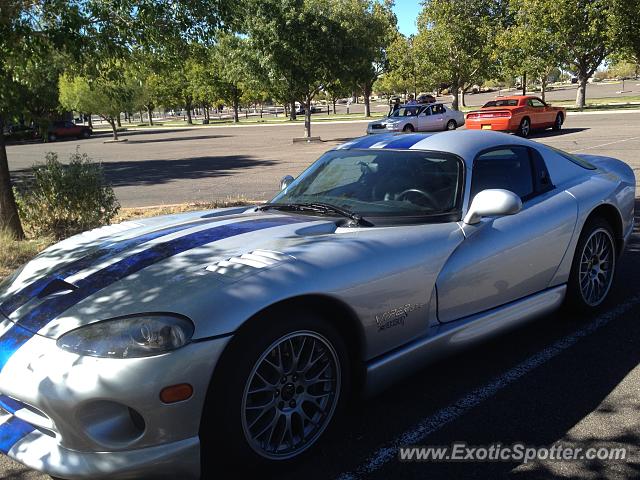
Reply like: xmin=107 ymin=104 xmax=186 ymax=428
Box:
xmin=14 ymin=149 xmax=120 ymax=239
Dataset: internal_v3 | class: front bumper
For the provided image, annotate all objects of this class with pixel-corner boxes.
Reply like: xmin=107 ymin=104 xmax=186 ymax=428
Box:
xmin=367 ymin=125 xmax=399 ymax=134
xmin=0 ymin=318 xmax=231 ymax=479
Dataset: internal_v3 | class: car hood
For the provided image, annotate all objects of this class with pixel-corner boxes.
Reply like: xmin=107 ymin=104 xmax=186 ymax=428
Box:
xmin=0 ymin=207 xmax=340 ymax=338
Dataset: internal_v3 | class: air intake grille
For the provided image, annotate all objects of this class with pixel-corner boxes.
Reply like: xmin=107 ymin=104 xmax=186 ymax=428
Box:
xmin=205 ymin=250 xmax=294 ymax=281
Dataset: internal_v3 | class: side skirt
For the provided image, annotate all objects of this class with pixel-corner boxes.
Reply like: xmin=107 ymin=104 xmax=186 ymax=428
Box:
xmin=363 ymin=285 xmax=567 ymax=397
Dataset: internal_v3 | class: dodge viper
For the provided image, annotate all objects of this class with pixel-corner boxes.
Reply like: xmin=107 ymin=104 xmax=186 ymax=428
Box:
xmin=0 ymin=130 xmax=634 ymax=479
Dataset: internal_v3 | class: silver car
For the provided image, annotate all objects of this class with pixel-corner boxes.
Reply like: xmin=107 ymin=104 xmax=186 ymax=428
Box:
xmin=0 ymin=131 xmax=634 ymax=479
xmin=367 ymin=102 xmax=466 ymax=134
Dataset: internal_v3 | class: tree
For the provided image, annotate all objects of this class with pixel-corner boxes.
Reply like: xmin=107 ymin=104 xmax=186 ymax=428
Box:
xmin=611 ymin=0 xmax=640 ymax=73
xmin=245 ymin=0 xmax=359 ymax=138
xmin=59 ymin=72 xmax=135 ymax=140
xmin=532 ymin=0 xmax=617 ymax=108
xmin=0 ymin=1 xmax=84 ymax=239
xmin=415 ymin=0 xmax=504 ymax=110
xmin=385 ymin=34 xmax=425 ymax=99
xmin=345 ymin=0 xmax=398 ymax=117
xmin=496 ymin=0 xmax=564 ymax=102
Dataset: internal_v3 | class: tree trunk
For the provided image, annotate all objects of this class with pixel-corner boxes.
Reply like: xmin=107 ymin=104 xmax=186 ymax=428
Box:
xmin=87 ymin=114 xmax=92 ymax=129
xmin=332 ymin=99 xmax=336 ymax=114
xmin=461 ymin=88 xmax=466 ymax=107
xmin=109 ymin=118 xmax=119 ymax=140
xmin=541 ymin=76 xmax=547 ymax=103
xmin=522 ymin=72 xmax=526 ymax=96
xmin=451 ymin=82 xmax=460 ymax=111
xmin=185 ymin=98 xmax=193 ymax=124
xmin=116 ymin=114 xmax=122 ymax=127
xmin=304 ymin=98 xmax=312 ymax=138
xmin=233 ymin=90 xmax=240 ymax=123
xmin=147 ymin=105 xmax=154 ymax=126
xmin=0 ymin=116 xmax=24 ymax=239
xmin=363 ymin=83 xmax=372 ymax=117
xmin=576 ymin=74 xmax=588 ymax=109
xmin=289 ymin=101 xmax=296 ymax=121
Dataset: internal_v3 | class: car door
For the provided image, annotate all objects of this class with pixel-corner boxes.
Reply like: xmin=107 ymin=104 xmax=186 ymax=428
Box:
xmin=418 ymin=106 xmax=443 ymax=131
xmin=435 ymin=145 xmax=578 ymax=323
xmin=527 ymin=98 xmax=550 ymax=127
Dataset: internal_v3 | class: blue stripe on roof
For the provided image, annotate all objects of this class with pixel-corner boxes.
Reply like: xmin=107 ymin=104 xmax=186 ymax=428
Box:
xmin=344 ymin=135 xmax=396 ymax=149
xmin=15 ymin=217 xmax=304 ymax=335
xmin=0 ymin=216 xmax=244 ymax=318
xmin=0 ymin=415 xmax=35 ymax=454
xmin=381 ymin=134 xmax=431 ymax=150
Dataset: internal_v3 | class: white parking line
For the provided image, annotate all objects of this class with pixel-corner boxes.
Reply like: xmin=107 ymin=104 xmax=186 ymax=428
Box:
xmin=570 ymin=135 xmax=640 ymax=153
xmin=336 ymin=294 xmax=640 ymax=480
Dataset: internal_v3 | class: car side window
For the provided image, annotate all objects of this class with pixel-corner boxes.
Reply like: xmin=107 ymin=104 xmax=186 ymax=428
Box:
xmin=471 ymin=147 xmax=535 ymax=202
xmin=432 ymin=105 xmax=444 ymax=114
xmin=530 ymin=148 xmax=554 ymax=194
xmin=528 ymin=99 xmax=545 ymax=108
xmin=421 ymin=107 xmax=431 ymax=116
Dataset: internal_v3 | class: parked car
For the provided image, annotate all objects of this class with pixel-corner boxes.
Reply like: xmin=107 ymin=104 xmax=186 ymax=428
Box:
xmin=0 ymin=130 xmax=633 ymax=479
xmin=48 ymin=121 xmax=92 ymax=141
xmin=465 ymin=95 xmax=566 ymax=137
xmin=367 ymin=102 xmax=465 ymax=133
xmin=3 ymin=124 xmax=39 ymax=141
xmin=417 ymin=93 xmax=437 ymax=104
xmin=295 ymin=105 xmax=323 ymax=115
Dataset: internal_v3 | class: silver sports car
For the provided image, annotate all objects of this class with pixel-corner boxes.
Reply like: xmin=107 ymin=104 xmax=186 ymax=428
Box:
xmin=0 ymin=131 xmax=634 ymax=479
xmin=367 ymin=102 xmax=466 ymax=133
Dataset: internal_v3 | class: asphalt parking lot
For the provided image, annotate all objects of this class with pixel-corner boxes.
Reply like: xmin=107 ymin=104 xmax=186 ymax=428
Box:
xmin=6 ymin=110 xmax=640 ymax=207
xmin=2 ymin=110 xmax=640 ymax=480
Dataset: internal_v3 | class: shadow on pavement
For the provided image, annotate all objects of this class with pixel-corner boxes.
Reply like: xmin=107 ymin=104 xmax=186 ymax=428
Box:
xmin=100 ymin=155 xmax=277 ymax=187
xmin=529 ymin=127 xmax=589 ymax=138
xmin=124 ymin=134 xmax=231 ymax=144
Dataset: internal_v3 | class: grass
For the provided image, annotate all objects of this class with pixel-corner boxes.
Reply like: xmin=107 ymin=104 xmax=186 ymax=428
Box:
xmin=91 ymin=111 xmax=386 ymax=131
xmin=0 ymin=199 xmax=256 ymax=282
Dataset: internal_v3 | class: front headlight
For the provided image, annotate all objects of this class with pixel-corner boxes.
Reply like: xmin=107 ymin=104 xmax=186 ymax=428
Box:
xmin=57 ymin=314 xmax=195 ymax=358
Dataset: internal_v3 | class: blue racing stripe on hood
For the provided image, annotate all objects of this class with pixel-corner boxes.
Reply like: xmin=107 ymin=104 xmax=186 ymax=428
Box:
xmin=16 ymin=216 xmax=304 ymax=334
xmin=0 ymin=415 xmax=35 ymax=454
xmin=345 ymin=134 xmax=396 ymax=149
xmin=0 ymin=395 xmax=23 ymax=415
xmin=0 ymin=215 xmax=245 ymax=318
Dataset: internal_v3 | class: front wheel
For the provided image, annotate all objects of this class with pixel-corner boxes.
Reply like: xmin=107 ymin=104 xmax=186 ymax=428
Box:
xmin=201 ymin=312 xmax=350 ymax=471
xmin=565 ymin=217 xmax=616 ymax=311
xmin=445 ymin=120 xmax=457 ymax=130
xmin=403 ymin=124 xmax=415 ymax=132
xmin=47 ymin=133 xmax=57 ymax=142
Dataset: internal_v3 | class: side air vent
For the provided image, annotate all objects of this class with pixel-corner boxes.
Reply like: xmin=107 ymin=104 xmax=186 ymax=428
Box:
xmin=205 ymin=250 xmax=294 ymax=282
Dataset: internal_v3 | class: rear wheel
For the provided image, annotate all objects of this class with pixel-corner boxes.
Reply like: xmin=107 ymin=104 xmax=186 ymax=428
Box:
xmin=201 ymin=312 xmax=350 ymax=472
xmin=445 ymin=120 xmax=457 ymax=130
xmin=565 ymin=217 xmax=616 ymax=311
xmin=517 ymin=118 xmax=530 ymax=137
xmin=47 ymin=133 xmax=57 ymax=142
xmin=552 ymin=113 xmax=563 ymax=131
xmin=80 ymin=130 xmax=91 ymax=139
xmin=403 ymin=124 xmax=414 ymax=132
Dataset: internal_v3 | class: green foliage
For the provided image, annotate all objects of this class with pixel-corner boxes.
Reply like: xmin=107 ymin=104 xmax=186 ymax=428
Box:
xmin=14 ymin=150 xmax=120 ymax=240
xmin=415 ymin=0 xmax=504 ymax=109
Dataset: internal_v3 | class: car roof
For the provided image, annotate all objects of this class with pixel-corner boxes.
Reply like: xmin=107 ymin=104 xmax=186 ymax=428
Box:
xmin=399 ymin=102 xmax=444 ymax=107
xmin=336 ymin=130 xmax=535 ymax=163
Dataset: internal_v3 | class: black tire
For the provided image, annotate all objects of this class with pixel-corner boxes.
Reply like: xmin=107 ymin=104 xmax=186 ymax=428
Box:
xmin=200 ymin=310 xmax=351 ymax=473
xmin=517 ymin=117 xmax=530 ymax=137
xmin=81 ymin=130 xmax=91 ymax=139
xmin=48 ymin=133 xmax=56 ymax=142
xmin=565 ymin=217 xmax=617 ymax=312
xmin=445 ymin=120 xmax=457 ymax=130
xmin=552 ymin=113 xmax=563 ymax=131
xmin=403 ymin=124 xmax=415 ymax=132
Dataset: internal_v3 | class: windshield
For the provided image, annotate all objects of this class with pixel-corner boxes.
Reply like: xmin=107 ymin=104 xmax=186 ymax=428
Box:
xmin=483 ymin=99 xmax=519 ymax=107
xmin=270 ymin=149 xmax=463 ymax=219
xmin=391 ymin=106 xmax=420 ymax=117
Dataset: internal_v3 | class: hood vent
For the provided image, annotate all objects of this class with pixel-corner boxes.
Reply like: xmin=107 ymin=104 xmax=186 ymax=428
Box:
xmin=205 ymin=250 xmax=294 ymax=282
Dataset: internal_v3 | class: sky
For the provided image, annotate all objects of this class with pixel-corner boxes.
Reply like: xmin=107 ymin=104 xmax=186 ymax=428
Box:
xmin=392 ymin=0 xmax=422 ymax=36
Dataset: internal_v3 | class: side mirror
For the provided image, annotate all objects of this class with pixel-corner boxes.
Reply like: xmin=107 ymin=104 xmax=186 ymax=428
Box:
xmin=463 ymin=189 xmax=522 ymax=225
xmin=280 ymin=175 xmax=295 ymax=190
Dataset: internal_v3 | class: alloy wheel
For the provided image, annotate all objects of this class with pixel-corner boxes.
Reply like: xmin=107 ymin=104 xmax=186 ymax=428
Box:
xmin=579 ymin=228 xmax=615 ymax=306
xmin=241 ymin=331 xmax=341 ymax=460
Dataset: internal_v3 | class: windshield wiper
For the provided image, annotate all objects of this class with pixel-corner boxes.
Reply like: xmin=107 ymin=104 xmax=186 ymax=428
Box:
xmin=257 ymin=202 xmax=371 ymax=226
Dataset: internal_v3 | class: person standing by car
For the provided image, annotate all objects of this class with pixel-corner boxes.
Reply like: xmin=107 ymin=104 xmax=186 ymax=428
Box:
xmin=389 ymin=97 xmax=401 ymax=116
xmin=406 ymin=94 xmax=417 ymax=105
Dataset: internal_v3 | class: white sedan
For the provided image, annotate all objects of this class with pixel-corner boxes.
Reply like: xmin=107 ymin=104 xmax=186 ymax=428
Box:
xmin=367 ymin=102 xmax=465 ymax=134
